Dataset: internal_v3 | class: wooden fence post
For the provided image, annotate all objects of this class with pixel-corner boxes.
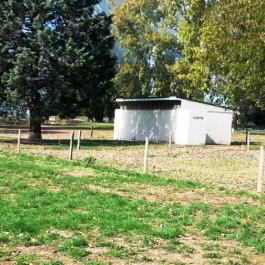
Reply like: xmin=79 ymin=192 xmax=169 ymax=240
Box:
xmin=69 ymin=132 xmax=74 ymax=161
xmin=257 ymin=146 xmax=264 ymax=193
xmin=77 ymin=130 xmax=81 ymax=151
xmin=91 ymin=126 xmax=94 ymax=138
xmin=247 ymin=132 xmax=250 ymax=150
xmin=169 ymin=130 xmax=172 ymax=148
xmin=143 ymin=137 xmax=149 ymax=173
xmin=246 ymin=129 xmax=248 ymax=145
xmin=17 ymin=129 xmax=21 ymax=153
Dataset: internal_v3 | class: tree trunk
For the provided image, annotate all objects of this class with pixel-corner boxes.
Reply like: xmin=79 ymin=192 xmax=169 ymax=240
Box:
xmin=232 ymin=112 xmax=238 ymax=130
xmin=108 ymin=111 xmax=114 ymax=123
xmin=94 ymin=117 xmax=103 ymax=123
xmin=108 ymin=115 xmax=112 ymax=123
xmin=87 ymin=116 xmax=93 ymax=122
xmin=29 ymin=108 xmax=42 ymax=140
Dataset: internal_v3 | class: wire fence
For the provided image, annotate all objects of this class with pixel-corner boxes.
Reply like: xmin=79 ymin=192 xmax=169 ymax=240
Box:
xmin=2 ymin=128 xmax=265 ymax=147
xmin=1 ymin=126 xmax=265 ymax=192
xmin=3 ymin=126 xmax=265 ymax=150
xmin=0 ymin=126 xmax=150 ymax=174
xmin=231 ymin=129 xmax=265 ymax=147
xmin=0 ymin=128 xmax=147 ymax=148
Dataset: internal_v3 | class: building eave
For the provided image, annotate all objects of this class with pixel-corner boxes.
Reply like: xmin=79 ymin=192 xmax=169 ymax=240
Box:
xmin=116 ymin=96 xmax=234 ymax=112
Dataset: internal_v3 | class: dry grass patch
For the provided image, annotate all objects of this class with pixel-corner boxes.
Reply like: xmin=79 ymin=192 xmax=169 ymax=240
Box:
xmin=48 ymin=230 xmax=74 ymax=239
xmin=47 ymin=186 xmax=64 ymax=192
xmin=136 ymin=187 xmax=261 ymax=205
xmin=1 ymin=131 xmax=263 ymax=191
xmin=86 ymin=235 xmax=264 ymax=265
xmin=63 ymin=167 xmax=95 ymax=178
xmin=78 ymin=181 xmax=261 ymax=206
xmin=0 ymin=245 xmax=83 ymax=265
xmin=71 ymin=145 xmax=261 ymax=190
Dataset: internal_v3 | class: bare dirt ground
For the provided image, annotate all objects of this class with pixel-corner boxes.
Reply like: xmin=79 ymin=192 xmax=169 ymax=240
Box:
xmin=0 ymin=125 xmax=114 ymax=140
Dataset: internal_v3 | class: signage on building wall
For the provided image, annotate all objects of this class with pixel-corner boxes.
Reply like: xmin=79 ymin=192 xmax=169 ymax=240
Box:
xmin=193 ymin=116 xmax=204 ymax=120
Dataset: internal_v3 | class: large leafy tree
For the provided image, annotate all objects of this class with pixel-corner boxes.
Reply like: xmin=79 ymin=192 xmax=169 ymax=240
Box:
xmin=238 ymin=104 xmax=265 ymax=126
xmin=171 ymin=0 xmax=265 ymax=108
xmin=112 ymin=0 xmax=182 ymax=97
xmin=199 ymin=0 xmax=265 ymax=109
xmin=0 ymin=0 xmax=116 ymax=139
xmin=166 ymin=0 xmax=218 ymax=101
xmin=112 ymin=0 xmax=219 ymax=100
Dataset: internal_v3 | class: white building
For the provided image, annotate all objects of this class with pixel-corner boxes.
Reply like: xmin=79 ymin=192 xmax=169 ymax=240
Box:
xmin=113 ymin=96 xmax=233 ymax=145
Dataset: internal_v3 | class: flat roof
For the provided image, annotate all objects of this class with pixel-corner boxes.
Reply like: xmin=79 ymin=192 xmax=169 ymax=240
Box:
xmin=116 ymin=96 xmax=217 ymax=107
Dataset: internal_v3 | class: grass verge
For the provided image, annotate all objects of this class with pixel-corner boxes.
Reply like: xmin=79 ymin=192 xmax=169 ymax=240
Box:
xmin=0 ymin=151 xmax=265 ymax=264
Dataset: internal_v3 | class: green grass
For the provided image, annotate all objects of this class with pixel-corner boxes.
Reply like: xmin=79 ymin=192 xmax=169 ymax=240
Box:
xmin=203 ymin=243 xmax=222 ymax=251
xmin=15 ymin=254 xmax=37 ymax=264
xmin=203 ymin=253 xmax=222 ymax=259
xmin=0 ymin=150 xmax=265 ymax=264
xmin=0 ymin=135 xmax=17 ymax=140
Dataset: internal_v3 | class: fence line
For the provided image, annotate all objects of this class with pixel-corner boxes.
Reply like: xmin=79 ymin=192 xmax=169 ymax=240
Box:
xmin=17 ymin=129 xmax=21 ymax=153
xmin=143 ymin=137 xmax=149 ymax=173
xmin=0 ymin=128 xmax=265 ymax=192
xmin=77 ymin=130 xmax=81 ymax=151
xmin=2 ymin=128 xmax=265 ymax=150
xmin=0 ymin=127 xmax=168 ymax=148
xmin=257 ymin=147 xmax=264 ymax=192
xmin=69 ymin=131 xmax=74 ymax=161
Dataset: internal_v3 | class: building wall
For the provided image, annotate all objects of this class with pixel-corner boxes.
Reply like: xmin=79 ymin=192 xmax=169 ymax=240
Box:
xmin=181 ymin=99 xmax=232 ymax=113
xmin=174 ymin=109 xmax=207 ymax=145
xmin=114 ymin=106 xmax=232 ymax=145
xmin=174 ymin=109 xmax=189 ymax=145
xmin=206 ymin=111 xmax=232 ymax=145
xmin=114 ymin=109 xmax=177 ymax=142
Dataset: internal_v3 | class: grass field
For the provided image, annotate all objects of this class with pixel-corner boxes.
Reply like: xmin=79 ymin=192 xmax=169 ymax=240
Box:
xmin=1 ymin=127 xmax=265 ymax=264
xmin=0 ymin=150 xmax=265 ymax=265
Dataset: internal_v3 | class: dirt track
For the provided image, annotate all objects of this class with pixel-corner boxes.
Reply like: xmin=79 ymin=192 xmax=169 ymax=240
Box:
xmin=0 ymin=125 xmax=113 ymax=140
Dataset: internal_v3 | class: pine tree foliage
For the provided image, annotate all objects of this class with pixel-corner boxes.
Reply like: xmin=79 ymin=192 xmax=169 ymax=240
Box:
xmin=0 ymin=0 xmax=116 ymax=138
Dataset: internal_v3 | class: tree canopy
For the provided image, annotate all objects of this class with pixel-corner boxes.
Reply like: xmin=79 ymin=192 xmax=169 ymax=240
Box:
xmin=199 ymin=0 xmax=265 ymax=108
xmin=2 ymin=0 xmax=265 ymax=128
xmin=112 ymin=0 xmax=265 ymax=111
xmin=170 ymin=0 xmax=265 ymax=108
xmin=112 ymin=0 xmax=182 ymax=97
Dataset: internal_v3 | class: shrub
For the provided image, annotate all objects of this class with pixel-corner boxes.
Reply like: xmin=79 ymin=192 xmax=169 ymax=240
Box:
xmin=83 ymin=156 xmax=96 ymax=164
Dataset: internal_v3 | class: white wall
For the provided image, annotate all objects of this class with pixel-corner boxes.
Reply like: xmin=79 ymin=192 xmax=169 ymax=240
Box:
xmin=206 ymin=111 xmax=232 ymax=145
xmin=114 ymin=106 xmax=233 ymax=145
xmin=174 ymin=109 xmax=207 ymax=145
xmin=114 ymin=109 xmax=178 ymax=142
xmin=187 ymin=109 xmax=207 ymax=145
xmin=174 ymin=109 xmax=189 ymax=145
xmin=181 ymin=99 xmax=232 ymax=113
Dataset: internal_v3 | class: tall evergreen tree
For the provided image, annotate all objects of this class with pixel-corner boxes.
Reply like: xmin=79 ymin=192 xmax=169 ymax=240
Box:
xmin=0 ymin=0 xmax=116 ymax=139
